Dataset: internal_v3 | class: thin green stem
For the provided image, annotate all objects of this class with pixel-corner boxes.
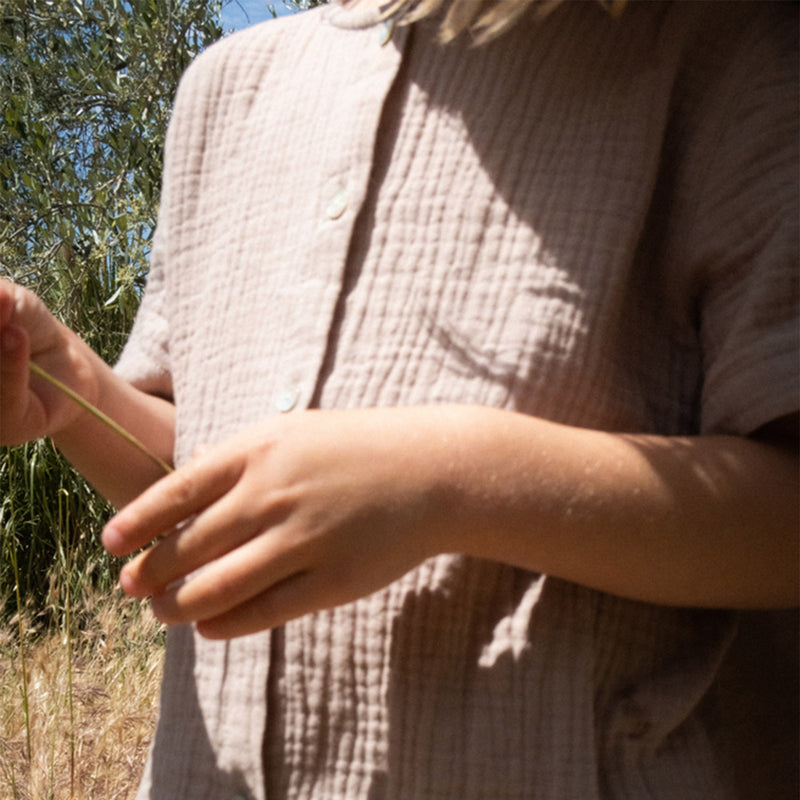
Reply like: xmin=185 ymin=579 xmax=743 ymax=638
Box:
xmin=29 ymin=361 xmax=172 ymax=475
xmin=58 ymin=489 xmax=76 ymax=797
xmin=9 ymin=544 xmax=32 ymax=771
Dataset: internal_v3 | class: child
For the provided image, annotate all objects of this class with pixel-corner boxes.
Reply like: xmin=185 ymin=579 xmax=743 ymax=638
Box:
xmin=1 ymin=1 xmax=797 ymax=797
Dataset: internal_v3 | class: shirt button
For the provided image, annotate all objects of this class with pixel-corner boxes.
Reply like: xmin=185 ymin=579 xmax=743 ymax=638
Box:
xmin=325 ymin=188 xmax=348 ymax=220
xmin=378 ymin=19 xmax=395 ymax=46
xmin=274 ymin=387 xmax=299 ymax=413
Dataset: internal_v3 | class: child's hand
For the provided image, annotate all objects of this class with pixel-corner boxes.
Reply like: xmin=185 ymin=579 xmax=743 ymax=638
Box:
xmin=0 ymin=279 xmax=99 ymax=445
xmin=102 ymin=408 xmax=457 ymax=638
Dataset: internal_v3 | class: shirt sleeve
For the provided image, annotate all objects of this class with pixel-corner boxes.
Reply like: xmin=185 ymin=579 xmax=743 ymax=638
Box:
xmin=113 ymin=219 xmax=173 ymax=399
xmin=114 ymin=37 xmax=226 ymax=401
xmin=668 ymin=2 xmax=798 ymax=436
xmin=112 ymin=51 xmax=200 ymax=400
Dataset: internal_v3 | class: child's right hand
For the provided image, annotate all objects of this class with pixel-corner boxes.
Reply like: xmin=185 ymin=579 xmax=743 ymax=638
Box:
xmin=0 ymin=278 xmax=98 ymax=446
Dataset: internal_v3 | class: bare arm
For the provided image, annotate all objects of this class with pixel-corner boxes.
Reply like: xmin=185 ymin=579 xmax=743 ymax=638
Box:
xmin=442 ymin=407 xmax=798 ymax=609
xmin=1 ymin=279 xmax=174 ymax=508
xmin=104 ymin=404 xmax=798 ymax=639
xmin=50 ymin=363 xmax=175 ymax=508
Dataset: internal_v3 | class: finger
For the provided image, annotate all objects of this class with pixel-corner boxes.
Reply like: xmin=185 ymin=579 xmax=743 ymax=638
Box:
xmin=118 ymin=485 xmax=294 ymax=596
xmin=1 ymin=322 xmax=30 ymax=382
xmin=147 ymin=526 xmax=307 ymax=626
xmin=102 ymin=453 xmax=242 ymax=556
xmin=0 ymin=323 xmax=34 ymax=444
xmin=0 ymin=281 xmax=15 ymax=327
xmin=195 ymin=570 xmax=318 ymax=639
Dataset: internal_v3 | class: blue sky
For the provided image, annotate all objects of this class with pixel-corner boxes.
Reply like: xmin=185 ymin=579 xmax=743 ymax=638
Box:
xmin=219 ymin=0 xmax=297 ymax=31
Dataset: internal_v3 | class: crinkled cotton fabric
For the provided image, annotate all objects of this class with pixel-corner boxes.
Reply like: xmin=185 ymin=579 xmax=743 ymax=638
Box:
xmin=116 ymin=2 xmax=799 ymax=798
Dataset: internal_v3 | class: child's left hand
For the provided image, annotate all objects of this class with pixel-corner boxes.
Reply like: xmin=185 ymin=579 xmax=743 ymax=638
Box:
xmin=102 ymin=407 xmax=458 ymax=638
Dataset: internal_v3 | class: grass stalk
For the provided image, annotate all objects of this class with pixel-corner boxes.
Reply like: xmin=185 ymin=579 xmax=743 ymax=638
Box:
xmin=29 ymin=361 xmax=172 ymax=475
xmin=58 ymin=488 xmax=76 ymax=797
xmin=10 ymin=543 xmax=32 ymax=780
xmin=0 ymin=589 xmax=165 ymax=799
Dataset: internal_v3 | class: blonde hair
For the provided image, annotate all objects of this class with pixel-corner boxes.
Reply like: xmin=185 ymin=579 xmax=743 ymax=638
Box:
xmin=343 ymin=0 xmax=628 ymax=45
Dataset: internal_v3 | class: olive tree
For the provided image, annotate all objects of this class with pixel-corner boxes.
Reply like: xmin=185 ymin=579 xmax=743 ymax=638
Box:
xmin=0 ymin=0 xmax=225 ymax=621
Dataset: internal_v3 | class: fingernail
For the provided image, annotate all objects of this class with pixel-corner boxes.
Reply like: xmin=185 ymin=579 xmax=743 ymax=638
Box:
xmin=119 ymin=567 xmax=134 ymax=595
xmin=119 ymin=565 xmax=144 ymax=598
xmin=102 ymin=524 xmax=123 ymax=555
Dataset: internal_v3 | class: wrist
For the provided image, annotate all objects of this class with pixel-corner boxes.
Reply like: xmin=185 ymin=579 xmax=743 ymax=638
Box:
xmin=400 ymin=404 xmax=522 ymax=560
xmin=47 ymin=329 xmax=104 ymax=436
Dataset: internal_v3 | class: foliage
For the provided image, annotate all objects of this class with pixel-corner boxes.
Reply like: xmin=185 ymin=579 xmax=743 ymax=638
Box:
xmin=279 ymin=0 xmax=327 ymax=8
xmin=0 ymin=0 xmax=225 ymax=352
xmin=0 ymin=0 xmax=226 ymax=626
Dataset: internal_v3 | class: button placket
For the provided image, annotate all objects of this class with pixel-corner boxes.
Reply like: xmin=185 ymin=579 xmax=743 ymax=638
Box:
xmin=300 ymin=22 xmax=407 ymax=411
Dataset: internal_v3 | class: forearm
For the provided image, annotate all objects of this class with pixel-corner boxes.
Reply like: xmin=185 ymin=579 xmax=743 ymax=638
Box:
xmin=435 ymin=407 xmax=798 ymax=609
xmin=103 ymin=404 xmax=796 ymax=638
xmin=1 ymin=279 xmax=175 ymax=507
xmin=51 ymin=344 xmax=175 ymax=509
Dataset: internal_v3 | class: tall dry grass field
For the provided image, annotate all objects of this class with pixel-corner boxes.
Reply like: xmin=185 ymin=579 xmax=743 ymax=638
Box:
xmin=1 ymin=589 xmax=163 ymax=799
xmin=1 ymin=437 xmax=164 ymax=798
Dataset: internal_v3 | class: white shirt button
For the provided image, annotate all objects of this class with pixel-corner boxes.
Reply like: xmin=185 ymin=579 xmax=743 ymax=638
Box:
xmin=274 ymin=387 xmax=299 ymax=413
xmin=378 ymin=19 xmax=395 ymax=46
xmin=325 ymin=188 xmax=348 ymax=220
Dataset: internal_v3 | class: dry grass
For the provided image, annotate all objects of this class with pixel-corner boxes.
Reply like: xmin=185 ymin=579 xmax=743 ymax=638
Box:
xmin=0 ymin=589 xmax=164 ymax=800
